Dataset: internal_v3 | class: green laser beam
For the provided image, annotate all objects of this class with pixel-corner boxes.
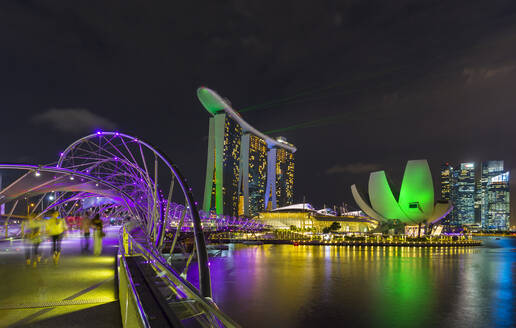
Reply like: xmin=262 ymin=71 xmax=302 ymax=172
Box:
xmin=264 ymin=98 xmax=411 ymax=135
xmin=237 ymin=59 xmax=422 ymax=114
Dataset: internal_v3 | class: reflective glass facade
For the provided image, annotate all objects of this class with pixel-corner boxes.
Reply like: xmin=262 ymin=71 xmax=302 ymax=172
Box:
xmin=455 ymin=163 xmax=475 ymax=225
xmin=476 ymin=161 xmax=502 ymax=228
xmin=485 ymin=172 xmax=510 ymax=230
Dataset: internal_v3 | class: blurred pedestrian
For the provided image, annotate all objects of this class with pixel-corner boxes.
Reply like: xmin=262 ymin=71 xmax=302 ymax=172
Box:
xmin=91 ymin=214 xmax=104 ymax=255
xmin=21 ymin=213 xmax=42 ymax=267
xmin=46 ymin=210 xmax=67 ymax=264
xmin=80 ymin=211 xmax=91 ymax=253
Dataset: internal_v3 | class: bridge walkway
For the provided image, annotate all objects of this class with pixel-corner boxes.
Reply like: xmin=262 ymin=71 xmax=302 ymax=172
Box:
xmin=0 ymin=227 xmax=121 ymax=327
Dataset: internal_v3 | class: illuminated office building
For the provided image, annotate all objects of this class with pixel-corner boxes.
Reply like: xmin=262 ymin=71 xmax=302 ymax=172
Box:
xmin=441 ymin=160 xmax=510 ymax=230
xmin=476 ymin=161 xmax=510 ymax=230
xmin=455 ymin=163 xmax=476 ymax=226
xmin=485 ymin=171 xmax=510 ymax=230
xmin=475 ymin=161 xmax=502 ymax=227
xmin=440 ymin=163 xmax=453 ymax=201
xmin=440 ymin=163 xmax=454 ymax=225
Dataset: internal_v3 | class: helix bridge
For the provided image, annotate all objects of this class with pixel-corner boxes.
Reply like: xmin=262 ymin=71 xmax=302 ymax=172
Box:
xmin=0 ymin=132 xmax=252 ymax=327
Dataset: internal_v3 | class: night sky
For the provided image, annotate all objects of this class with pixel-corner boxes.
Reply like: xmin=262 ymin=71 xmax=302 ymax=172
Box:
xmin=2 ymin=1 xmax=516 ymax=223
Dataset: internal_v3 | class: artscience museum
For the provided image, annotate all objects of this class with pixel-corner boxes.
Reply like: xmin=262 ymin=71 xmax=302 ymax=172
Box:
xmin=351 ymin=159 xmax=452 ymax=226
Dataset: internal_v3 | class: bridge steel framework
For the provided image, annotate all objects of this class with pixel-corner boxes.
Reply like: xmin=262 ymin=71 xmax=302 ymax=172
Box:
xmin=0 ymin=132 xmax=213 ymax=298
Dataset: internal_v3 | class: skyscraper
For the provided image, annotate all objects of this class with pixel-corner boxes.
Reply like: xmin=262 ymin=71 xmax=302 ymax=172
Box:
xmin=203 ymin=113 xmax=242 ymax=216
xmin=474 ymin=164 xmax=485 ymax=225
xmin=440 ymin=163 xmax=454 ymax=225
xmin=474 ymin=161 xmax=511 ymax=230
xmin=441 ymin=160 xmax=511 ymax=230
xmin=264 ymin=138 xmax=296 ymax=211
xmin=476 ymin=161 xmax=504 ymax=227
xmin=486 ymin=171 xmax=510 ymax=230
xmin=455 ymin=163 xmax=475 ymax=226
xmin=239 ymin=134 xmax=268 ymax=217
xmin=275 ymin=144 xmax=295 ymax=208
xmin=440 ymin=163 xmax=453 ymax=201
xmin=199 ymin=87 xmax=297 ymax=217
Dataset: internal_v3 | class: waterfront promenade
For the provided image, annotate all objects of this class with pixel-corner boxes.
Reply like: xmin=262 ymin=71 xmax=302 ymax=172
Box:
xmin=209 ymin=231 xmax=483 ymax=247
xmin=210 ymin=238 xmax=482 ymax=247
xmin=0 ymin=227 xmax=121 ymax=327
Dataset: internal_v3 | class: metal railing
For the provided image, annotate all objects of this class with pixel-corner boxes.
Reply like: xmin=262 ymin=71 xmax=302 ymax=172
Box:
xmin=119 ymin=225 xmax=240 ymax=328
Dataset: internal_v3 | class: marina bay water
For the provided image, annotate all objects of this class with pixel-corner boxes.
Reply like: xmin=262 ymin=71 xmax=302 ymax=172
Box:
xmin=189 ymin=237 xmax=515 ymax=328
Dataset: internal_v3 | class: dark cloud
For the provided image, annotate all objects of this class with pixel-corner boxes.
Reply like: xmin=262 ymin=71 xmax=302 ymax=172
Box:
xmin=463 ymin=64 xmax=516 ymax=84
xmin=31 ymin=109 xmax=117 ymax=134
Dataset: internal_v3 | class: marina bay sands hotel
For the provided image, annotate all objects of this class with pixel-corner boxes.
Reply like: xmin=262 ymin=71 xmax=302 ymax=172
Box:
xmin=197 ymin=87 xmax=296 ymax=217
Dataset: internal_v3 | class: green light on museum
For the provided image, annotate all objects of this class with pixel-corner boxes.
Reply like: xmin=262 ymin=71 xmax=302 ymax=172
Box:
xmin=351 ymin=160 xmax=451 ymax=224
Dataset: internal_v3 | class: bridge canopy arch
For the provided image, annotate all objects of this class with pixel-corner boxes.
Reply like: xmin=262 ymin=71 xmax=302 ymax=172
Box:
xmin=0 ymin=131 xmax=212 ymax=297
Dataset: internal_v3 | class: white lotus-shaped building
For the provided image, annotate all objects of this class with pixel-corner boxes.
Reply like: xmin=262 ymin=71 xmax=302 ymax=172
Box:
xmin=351 ymin=159 xmax=452 ymax=224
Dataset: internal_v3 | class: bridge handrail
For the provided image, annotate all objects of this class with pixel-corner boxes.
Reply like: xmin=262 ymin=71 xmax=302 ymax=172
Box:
xmin=119 ymin=242 xmax=151 ymax=327
xmin=121 ymin=226 xmax=241 ymax=328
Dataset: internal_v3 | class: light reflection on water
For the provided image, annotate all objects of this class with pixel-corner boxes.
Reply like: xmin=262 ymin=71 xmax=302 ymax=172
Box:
xmin=189 ymin=237 xmax=515 ymax=328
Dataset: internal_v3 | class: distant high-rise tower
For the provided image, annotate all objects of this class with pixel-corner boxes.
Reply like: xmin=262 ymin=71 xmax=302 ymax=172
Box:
xmin=440 ymin=163 xmax=454 ymax=225
xmin=203 ymin=113 xmax=242 ymax=216
xmin=476 ymin=161 xmax=504 ymax=227
xmin=486 ymin=171 xmax=510 ymax=230
xmin=476 ymin=161 xmax=510 ymax=230
xmin=440 ymin=163 xmax=453 ymax=201
xmin=455 ymin=163 xmax=476 ymax=225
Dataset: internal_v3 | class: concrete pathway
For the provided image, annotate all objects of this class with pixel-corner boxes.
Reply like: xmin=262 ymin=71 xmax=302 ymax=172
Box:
xmin=0 ymin=227 xmax=122 ymax=327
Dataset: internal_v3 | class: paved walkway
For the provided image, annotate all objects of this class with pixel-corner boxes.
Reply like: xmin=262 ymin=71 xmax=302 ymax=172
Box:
xmin=0 ymin=227 xmax=122 ymax=327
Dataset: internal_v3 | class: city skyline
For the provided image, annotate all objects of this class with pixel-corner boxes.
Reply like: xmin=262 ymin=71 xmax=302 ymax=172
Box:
xmin=1 ymin=1 xmax=516 ymax=225
xmin=441 ymin=160 xmax=511 ymax=230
